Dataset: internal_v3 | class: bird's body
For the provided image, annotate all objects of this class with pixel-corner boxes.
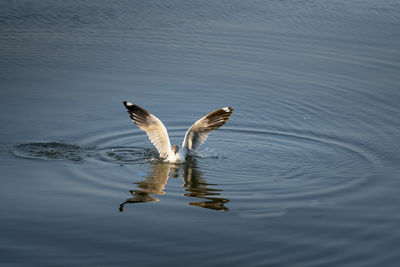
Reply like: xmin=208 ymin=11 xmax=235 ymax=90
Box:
xmin=123 ymin=101 xmax=233 ymax=163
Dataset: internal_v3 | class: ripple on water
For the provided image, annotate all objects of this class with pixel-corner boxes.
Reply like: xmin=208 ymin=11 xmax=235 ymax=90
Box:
xmin=89 ymin=127 xmax=380 ymax=216
xmin=212 ymin=127 xmax=379 ymax=218
xmin=10 ymin=125 xmax=380 ymax=217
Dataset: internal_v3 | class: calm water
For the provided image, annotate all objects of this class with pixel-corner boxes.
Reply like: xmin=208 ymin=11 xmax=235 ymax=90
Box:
xmin=1 ymin=1 xmax=400 ymax=266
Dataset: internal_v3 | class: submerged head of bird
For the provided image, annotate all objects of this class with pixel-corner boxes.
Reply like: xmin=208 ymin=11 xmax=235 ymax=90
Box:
xmin=171 ymin=144 xmax=179 ymax=154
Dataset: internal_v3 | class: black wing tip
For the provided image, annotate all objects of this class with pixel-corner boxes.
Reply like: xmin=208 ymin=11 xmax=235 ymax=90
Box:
xmin=123 ymin=101 xmax=151 ymax=119
xmin=123 ymin=101 xmax=133 ymax=109
xmin=123 ymin=101 xmax=134 ymax=113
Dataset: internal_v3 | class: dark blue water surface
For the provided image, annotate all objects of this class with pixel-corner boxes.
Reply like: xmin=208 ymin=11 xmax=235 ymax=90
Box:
xmin=1 ymin=1 xmax=400 ymax=266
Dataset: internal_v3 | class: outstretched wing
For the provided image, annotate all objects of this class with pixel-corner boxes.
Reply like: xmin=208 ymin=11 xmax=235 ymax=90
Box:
xmin=182 ymin=107 xmax=233 ymax=154
xmin=123 ymin=101 xmax=172 ymax=159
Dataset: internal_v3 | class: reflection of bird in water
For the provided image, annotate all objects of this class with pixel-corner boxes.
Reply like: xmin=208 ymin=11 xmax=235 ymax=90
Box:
xmin=182 ymin=161 xmax=229 ymax=211
xmin=119 ymin=160 xmax=229 ymax=211
xmin=119 ymin=163 xmax=177 ymax=211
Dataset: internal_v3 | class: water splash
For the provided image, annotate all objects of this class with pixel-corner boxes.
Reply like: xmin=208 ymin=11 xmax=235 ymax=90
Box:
xmin=12 ymin=142 xmax=88 ymax=162
xmin=11 ymin=142 xmax=158 ymax=164
xmin=195 ymin=147 xmax=227 ymax=159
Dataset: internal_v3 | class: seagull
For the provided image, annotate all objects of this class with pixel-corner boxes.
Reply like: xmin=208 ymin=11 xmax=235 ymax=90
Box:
xmin=123 ymin=101 xmax=233 ymax=163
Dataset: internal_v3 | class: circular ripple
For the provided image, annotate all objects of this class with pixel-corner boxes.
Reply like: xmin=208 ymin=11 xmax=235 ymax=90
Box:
xmin=78 ymin=125 xmax=380 ymax=218
xmin=205 ymin=127 xmax=380 ymax=217
xmin=11 ymin=125 xmax=380 ymax=217
xmin=80 ymin=125 xmax=378 ymax=198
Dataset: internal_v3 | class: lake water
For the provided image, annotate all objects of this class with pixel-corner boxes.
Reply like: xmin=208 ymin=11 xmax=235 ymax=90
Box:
xmin=1 ymin=1 xmax=400 ymax=266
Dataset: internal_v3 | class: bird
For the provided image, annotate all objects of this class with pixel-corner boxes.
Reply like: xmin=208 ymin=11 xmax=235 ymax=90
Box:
xmin=123 ymin=101 xmax=233 ymax=163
